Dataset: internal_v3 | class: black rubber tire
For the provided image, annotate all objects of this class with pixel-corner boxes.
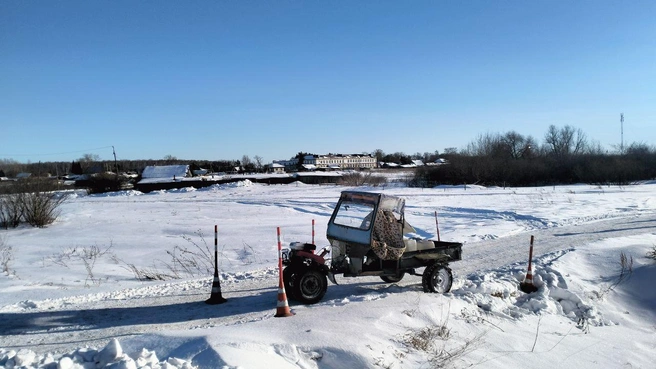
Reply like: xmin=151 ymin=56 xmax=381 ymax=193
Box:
xmin=292 ymin=268 xmax=328 ymax=304
xmin=380 ymin=272 xmax=405 ymax=283
xmin=283 ymin=266 xmax=298 ymax=300
xmin=422 ymin=264 xmax=453 ymax=293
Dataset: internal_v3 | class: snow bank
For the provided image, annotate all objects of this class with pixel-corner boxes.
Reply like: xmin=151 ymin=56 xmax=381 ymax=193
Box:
xmin=0 ymin=339 xmax=195 ymax=369
xmin=196 ymin=180 xmax=255 ymax=193
xmin=452 ymin=248 xmax=604 ymax=327
xmin=95 ymin=190 xmax=144 ymax=197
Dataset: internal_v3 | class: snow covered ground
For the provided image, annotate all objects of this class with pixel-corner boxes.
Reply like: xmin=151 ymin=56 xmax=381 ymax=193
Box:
xmin=1 ymin=180 xmax=655 ymax=368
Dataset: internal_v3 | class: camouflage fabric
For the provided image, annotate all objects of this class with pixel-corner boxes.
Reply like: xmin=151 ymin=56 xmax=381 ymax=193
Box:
xmin=371 ymin=209 xmax=406 ymax=260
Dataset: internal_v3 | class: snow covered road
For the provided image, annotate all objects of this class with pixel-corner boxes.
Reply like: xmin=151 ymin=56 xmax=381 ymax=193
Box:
xmin=456 ymin=213 xmax=656 ymax=276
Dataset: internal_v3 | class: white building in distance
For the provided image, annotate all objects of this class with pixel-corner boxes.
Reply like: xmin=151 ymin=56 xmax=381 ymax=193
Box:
xmin=275 ymin=153 xmax=377 ymax=171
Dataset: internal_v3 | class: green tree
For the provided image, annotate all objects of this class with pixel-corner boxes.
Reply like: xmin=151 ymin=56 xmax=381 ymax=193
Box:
xmin=295 ymin=152 xmax=312 ymax=171
xmin=70 ymin=161 xmax=83 ymax=175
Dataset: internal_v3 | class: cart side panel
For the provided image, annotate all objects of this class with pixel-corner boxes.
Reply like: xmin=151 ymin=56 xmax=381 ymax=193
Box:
xmin=433 ymin=241 xmax=463 ymax=261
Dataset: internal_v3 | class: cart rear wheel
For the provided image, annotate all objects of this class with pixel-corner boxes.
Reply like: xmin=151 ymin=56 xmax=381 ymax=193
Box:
xmin=380 ymin=272 xmax=405 ymax=283
xmin=292 ymin=268 xmax=328 ymax=304
xmin=422 ymin=264 xmax=453 ymax=293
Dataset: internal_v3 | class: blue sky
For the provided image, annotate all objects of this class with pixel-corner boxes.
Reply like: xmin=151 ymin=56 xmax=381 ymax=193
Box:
xmin=2 ymin=1 xmax=655 ymax=164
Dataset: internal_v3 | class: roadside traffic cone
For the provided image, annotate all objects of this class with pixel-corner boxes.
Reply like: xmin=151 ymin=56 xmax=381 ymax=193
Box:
xmin=206 ymin=225 xmax=227 ymax=305
xmin=205 ymin=273 xmax=227 ymax=305
xmin=274 ymin=278 xmax=294 ymax=317
xmin=274 ymin=226 xmax=293 ymax=317
xmin=523 ymin=266 xmax=535 ymax=286
xmin=519 ymin=235 xmax=538 ymax=293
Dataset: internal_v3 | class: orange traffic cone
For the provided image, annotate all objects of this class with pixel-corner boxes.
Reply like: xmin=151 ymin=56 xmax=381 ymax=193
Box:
xmin=523 ymin=266 xmax=535 ymax=285
xmin=274 ymin=226 xmax=293 ymax=317
xmin=274 ymin=278 xmax=294 ymax=317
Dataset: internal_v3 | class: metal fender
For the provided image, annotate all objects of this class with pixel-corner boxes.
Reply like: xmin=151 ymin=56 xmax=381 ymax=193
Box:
xmin=327 ymin=272 xmax=338 ymax=285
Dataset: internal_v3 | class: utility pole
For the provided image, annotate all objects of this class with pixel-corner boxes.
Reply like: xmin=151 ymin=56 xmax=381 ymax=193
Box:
xmin=112 ymin=146 xmax=119 ymax=175
xmin=620 ymin=113 xmax=624 ymax=154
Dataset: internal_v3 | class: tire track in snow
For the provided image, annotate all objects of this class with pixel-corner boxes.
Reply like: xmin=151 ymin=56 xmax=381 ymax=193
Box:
xmin=453 ymin=213 xmax=656 ymax=277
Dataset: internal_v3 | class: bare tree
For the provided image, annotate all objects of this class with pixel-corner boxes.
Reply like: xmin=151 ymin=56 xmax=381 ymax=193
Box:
xmin=465 ymin=133 xmax=508 ymax=158
xmin=79 ymin=153 xmax=100 ymax=162
xmin=253 ymin=155 xmax=263 ymax=171
xmin=500 ymin=131 xmax=537 ymax=159
xmin=502 ymin=131 xmax=525 ymax=159
xmin=571 ymin=127 xmax=588 ymax=155
xmin=544 ymin=125 xmax=562 ymax=156
xmin=587 ymin=140 xmax=606 ymax=155
xmin=410 ymin=151 xmax=439 ymax=163
xmin=544 ymin=125 xmax=588 ymax=157
xmin=443 ymin=147 xmax=458 ymax=155
xmin=0 ymin=159 xmax=24 ymax=178
xmin=372 ymin=149 xmax=385 ymax=162
xmin=522 ymin=136 xmax=538 ymax=158
xmin=625 ymin=142 xmax=654 ymax=157
xmin=465 ymin=133 xmax=491 ymax=156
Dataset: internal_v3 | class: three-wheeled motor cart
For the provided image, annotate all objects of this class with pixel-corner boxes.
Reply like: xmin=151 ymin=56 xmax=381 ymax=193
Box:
xmin=282 ymin=191 xmax=463 ymax=304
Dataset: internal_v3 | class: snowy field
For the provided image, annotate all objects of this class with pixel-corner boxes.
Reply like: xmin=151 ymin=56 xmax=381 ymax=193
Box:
xmin=1 ymin=180 xmax=655 ymax=368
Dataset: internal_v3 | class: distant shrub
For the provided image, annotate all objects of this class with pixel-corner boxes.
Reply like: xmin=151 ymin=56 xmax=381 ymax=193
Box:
xmin=13 ymin=178 xmax=62 ymax=194
xmin=11 ymin=178 xmax=68 ymax=228
xmin=1 ymin=178 xmax=67 ymax=228
xmin=0 ymin=193 xmax=25 ymax=229
xmin=591 ymin=251 xmax=634 ymax=300
xmin=0 ymin=235 xmax=12 ymax=275
xmin=338 ymin=172 xmax=388 ymax=187
xmin=367 ymin=174 xmax=388 ymax=187
xmin=120 ymin=229 xmax=218 ymax=281
xmin=84 ymin=173 xmax=132 ymax=194
xmin=43 ymin=243 xmax=115 ymax=286
xmin=401 ymin=322 xmax=484 ymax=368
xmin=22 ymin=191 xmax=67 ymax=227
xmin=647 ymin=245 xmax=656 ymax=261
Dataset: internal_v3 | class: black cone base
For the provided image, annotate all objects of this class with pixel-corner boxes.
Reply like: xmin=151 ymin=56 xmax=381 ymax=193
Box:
xmin=205 ymin=294 xmax=227 ymax=304
xmin=519 ymin=282 xmax=538 ymax=293
xmin=206 ymin=275 xmax=227 ymax=304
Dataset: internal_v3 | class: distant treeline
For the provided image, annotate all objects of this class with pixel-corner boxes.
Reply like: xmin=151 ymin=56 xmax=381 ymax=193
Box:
xmin=0 ymin=159 xmax=242 ymax=178
xmin=2 ymin=125 xmax=655 ymax=187
xmin=411 ymin=126 xmax=656 ymax=187
xmin=412 ymin=152 xmax=656 ymax=187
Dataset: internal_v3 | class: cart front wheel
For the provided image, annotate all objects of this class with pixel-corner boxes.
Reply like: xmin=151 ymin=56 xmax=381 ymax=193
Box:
xmin=292 ymin=268 xmax=328 ymax=304
xmin=422 ymin=264 xmax=453 ymax=293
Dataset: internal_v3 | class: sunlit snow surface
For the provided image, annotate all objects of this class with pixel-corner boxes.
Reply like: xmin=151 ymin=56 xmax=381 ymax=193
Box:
xmin=1 ymin=180 xmax=655 ymax=368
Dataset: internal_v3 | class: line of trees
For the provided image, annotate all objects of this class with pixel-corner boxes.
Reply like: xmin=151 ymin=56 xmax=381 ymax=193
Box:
xmin=2 ymin=125 xmax=655 ymax=189
xmin=0 ymin=156 xmax=268 ymax=179
xmin=0 ymin=153 xmax=277 ymax=195
xmin=411 ymin=125 xmax=656 ymax=187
